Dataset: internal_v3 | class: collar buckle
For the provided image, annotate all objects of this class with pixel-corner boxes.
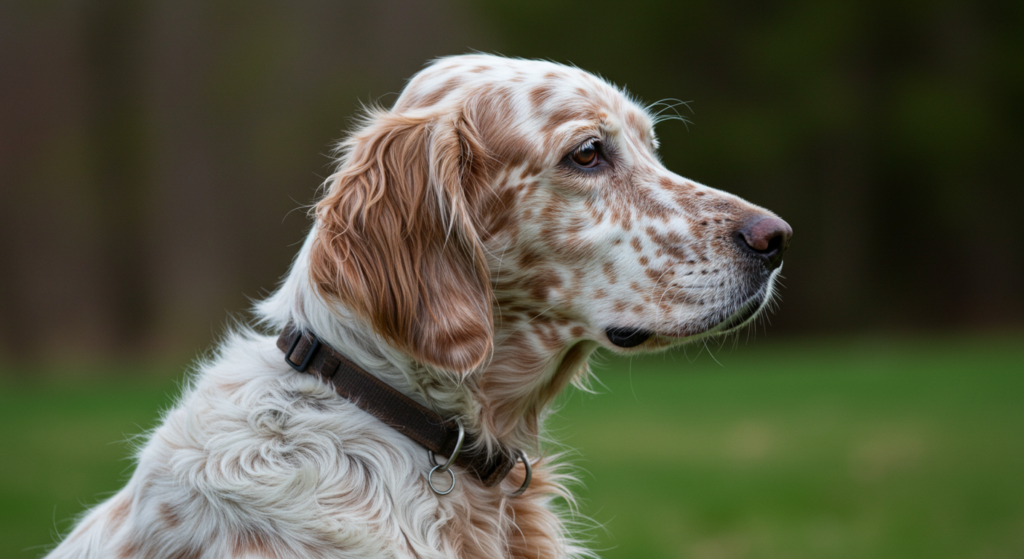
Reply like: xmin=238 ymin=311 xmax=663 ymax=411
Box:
xmin=285 ymin=329 xmax=321 ymax=372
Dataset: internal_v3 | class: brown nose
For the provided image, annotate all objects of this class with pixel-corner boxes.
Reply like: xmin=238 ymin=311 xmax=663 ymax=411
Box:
xmin=734 ymin=216 xmax=792 ymax=270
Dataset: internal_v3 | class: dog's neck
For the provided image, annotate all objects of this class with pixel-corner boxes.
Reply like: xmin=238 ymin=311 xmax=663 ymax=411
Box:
xmin=257 ymin=228 xmax=596 ymax=455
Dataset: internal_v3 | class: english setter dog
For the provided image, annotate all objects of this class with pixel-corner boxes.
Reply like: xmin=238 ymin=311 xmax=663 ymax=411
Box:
xmin=48 ymin=54 xmax=791 ymax=559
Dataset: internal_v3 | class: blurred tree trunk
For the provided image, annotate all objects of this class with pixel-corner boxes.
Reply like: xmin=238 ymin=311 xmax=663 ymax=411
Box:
xmin=82 ymin=0 xmax=154 ymax=351
xmin=1 ymin=0 xmax=1020 ymax=365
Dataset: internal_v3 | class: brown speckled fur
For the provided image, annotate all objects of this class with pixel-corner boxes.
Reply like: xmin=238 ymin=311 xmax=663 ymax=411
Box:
xmin=47 ymin=55 xmax=787 ymax=559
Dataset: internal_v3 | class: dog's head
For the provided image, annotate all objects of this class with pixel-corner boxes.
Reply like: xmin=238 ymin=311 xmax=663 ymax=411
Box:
xmin=311 ymin=55 xmax=791 ymax=378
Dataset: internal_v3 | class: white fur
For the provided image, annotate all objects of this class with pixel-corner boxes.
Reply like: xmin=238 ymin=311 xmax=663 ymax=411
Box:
xmin=47 ymin=54 xmax=787 ymax=559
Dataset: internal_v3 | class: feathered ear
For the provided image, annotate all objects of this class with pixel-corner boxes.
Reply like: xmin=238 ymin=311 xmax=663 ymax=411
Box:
xmin=310 ymin=109 xmax=493 ymax=375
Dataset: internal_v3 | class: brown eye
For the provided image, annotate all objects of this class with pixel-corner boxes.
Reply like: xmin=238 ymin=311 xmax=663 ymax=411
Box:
xmin=571 ymin=142 xmax=599 ymax=167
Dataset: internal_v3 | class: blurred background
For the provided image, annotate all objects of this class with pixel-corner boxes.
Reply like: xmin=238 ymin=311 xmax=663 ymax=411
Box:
xmin=1 ymin=1 xmax=1022 ymax=558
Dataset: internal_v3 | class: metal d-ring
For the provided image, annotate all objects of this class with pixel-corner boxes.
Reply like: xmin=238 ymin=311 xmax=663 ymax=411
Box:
xmin=508 ymin=450 xmax=532 ymax=497
xmin=428 ymin=419 xmax=465 ymax=473
xmin=428 ymin=419 xmax=464 ymax=495
xmin=428 ymin=464 xmax=456 ymax=495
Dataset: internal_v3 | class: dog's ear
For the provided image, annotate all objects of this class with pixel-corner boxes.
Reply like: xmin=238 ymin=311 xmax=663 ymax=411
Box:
xmin=310 ymin=109 xmax=493 ymax=375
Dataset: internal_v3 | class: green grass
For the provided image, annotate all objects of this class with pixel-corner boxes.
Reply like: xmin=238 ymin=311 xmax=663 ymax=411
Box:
xmin=3 ymin=334 xmax=1023 ymax=558
xmin=0 ymin=363 xmax=183 ymax=558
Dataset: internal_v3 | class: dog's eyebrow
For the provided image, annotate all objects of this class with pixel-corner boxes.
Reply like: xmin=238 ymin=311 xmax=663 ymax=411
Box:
xmin=556 ymin=109 xmax=629 ymax=148
xmin=558 ymin=125 xmax=603 ymax=154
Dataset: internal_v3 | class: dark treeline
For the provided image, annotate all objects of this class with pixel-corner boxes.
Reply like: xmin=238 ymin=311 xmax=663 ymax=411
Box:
xmin=1 ymin=0 xmax=1021 ymax=362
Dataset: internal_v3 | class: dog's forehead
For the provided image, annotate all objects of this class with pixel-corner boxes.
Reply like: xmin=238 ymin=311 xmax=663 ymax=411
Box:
xmin=396 ymin=55 xmax=653 ymax=141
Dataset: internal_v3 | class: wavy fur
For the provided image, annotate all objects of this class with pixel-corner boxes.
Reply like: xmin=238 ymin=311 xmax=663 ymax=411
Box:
xmin=47 ymin=54 xmax=788 ymax=559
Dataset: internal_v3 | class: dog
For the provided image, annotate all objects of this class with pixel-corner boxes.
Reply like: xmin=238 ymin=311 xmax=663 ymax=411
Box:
xmin=47 ymin=54 xmax=791 ymax=559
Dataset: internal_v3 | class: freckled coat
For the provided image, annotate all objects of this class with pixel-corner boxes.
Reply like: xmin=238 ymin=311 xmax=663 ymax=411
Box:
xmin=47 ymin=54 xmax=787 ymax=559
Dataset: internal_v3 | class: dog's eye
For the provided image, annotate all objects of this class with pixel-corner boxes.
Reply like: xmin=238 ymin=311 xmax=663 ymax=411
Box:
xmin=570 ymin=141 xmax=600 ymax=168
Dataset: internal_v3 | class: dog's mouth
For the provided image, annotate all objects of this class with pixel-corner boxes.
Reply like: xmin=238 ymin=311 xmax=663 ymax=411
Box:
xmin=604 ymin=327 xmax=654 ymax=348
xmin=604 ymin=298 xmax=761 ymax=348
xmin=604 ymin=268 xmax=780 ymax=349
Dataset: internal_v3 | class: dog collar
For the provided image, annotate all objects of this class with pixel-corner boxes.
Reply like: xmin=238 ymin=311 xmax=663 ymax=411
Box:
xmin=276 ymin=323 xmax=526 ymax=493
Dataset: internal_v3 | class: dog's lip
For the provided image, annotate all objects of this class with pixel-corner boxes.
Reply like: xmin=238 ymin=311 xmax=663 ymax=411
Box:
xmin=604 ymin=267 xmax=780 ymax=349
xmin=640 ymin=298 xmax=762 ymax=347
xmin=608 ymin=282 xmax=775 ymax=349
xmin=604 ymin=327 xmax=654 ymax=348
xmin=604 ymin=324 xmax=701 ymax=349
xmin=603 ymin=299 xmax=760 ymax=349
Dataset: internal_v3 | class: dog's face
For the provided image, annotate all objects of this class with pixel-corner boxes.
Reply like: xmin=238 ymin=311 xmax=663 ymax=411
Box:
xmin=397 ymin=56 xmax=791 ymax=353
xmin=312 ymin=55 xmax=790 ymax=377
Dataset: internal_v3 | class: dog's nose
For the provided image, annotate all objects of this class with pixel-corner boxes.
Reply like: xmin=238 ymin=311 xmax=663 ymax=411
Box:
xmin=734 ymin=215 xmax=792 ymax=270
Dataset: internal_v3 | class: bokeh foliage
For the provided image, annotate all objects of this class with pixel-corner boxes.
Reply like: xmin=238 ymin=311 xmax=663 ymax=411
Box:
xmin=465 ymin=0 xmax=1024 ymax=333
xmin=1 ymin=0 xmax=1022 ymax=361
